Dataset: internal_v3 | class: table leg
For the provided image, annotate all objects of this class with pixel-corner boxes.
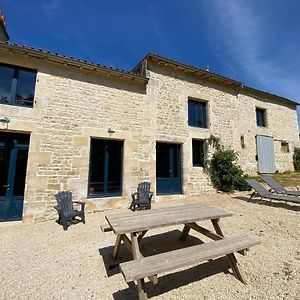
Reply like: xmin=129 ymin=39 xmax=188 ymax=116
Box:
xmin=131 ymin=232 xmax=148 ymax=300
xmin=211 ymin=219 xmax=246 ymax=284
xmin=138 ymin=230 xmax=148 ymax=241
xmin=180 ymin=224 xmax=191 ymax=241
xmin=120 ymin=233 xmax=158 ymax=285
xmin=112 ymin=234 xmax=122 ymax=260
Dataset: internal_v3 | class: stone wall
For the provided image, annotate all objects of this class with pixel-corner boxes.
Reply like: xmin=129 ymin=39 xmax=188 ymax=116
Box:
xmin=0 ymin=50 xmax=298 ymax=222
xmin=236 ymin=93 xmax=299 ymax=173
xmin=146 ymin=62 xmax=299 ymax=199
xmin=0 ymin=50 xmax=152 ymax=222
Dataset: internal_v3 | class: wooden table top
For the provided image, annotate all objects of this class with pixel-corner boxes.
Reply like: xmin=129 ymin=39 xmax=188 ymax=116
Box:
xmin=105 ymin=202 xmax=233 ymax=235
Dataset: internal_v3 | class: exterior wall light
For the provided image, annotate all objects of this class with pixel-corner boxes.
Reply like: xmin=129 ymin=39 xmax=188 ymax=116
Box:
xmin=107 ymin=127 xmax=115 ymax=138
xmin=107 ymin=128 xmax=115 ymax=134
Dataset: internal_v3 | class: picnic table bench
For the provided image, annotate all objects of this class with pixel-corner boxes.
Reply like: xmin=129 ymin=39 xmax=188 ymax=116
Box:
xmin=103 ymin=203 xmax=260 ymax=300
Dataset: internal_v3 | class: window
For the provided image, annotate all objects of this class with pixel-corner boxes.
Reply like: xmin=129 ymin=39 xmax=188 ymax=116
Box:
xmin=192 ymin=139 xmax=205 ymax=167
xmin=256 ymin=108 xmax=266 ymax=127
xmin=188 ymin=99 xmax=208 ymax=128
xmin=88 ymin=139 xmax=123 ymax=197
xmin=281 ymin=142 xmax=289 ymax=153
xmin=0 ymin=63 xmax=36 ymax=107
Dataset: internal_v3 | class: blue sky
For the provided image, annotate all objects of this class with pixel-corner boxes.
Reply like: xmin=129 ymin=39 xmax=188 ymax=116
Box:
xmin=1 ymin=0 xmax=299 ymax=125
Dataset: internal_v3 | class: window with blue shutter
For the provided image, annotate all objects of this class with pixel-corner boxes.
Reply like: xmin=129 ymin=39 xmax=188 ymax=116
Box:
xmin=256 ymin=108 xmax=266 ymax=127
xmin=188 ymin=99 xmax=208 ymax=128
xmin=0 ymin=63 xmax=36 ymax=108
xmin=192 ymin=139 xmax=205 ymax=167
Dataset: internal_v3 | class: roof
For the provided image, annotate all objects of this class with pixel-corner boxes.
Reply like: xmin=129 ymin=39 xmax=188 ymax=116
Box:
xmin=0 ymin=41 xmax=297 ymax=105
xmin=133 ymin=52 xmax=298 ymax=106
xmin=0 ymin=42 xmax=148 ymax=84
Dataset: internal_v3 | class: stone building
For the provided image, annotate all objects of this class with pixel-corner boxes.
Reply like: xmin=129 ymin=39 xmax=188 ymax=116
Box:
xmin=0 ymin=42 xmax=298 ymax=222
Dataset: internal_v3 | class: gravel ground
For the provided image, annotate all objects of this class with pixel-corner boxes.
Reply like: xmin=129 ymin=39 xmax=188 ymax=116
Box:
xmin=0 ymin=193 xmax=299 ymax=300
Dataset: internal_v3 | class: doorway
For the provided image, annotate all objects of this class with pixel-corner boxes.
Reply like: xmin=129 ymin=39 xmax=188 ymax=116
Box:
xmin=0 ymin=132 xmax=30 ymax=221
xmin=256 ymin=135 xmax=276 ymax=173
xmin=88 ymin=139 xmax=123 ymax=197
xmin=156 ymin=142 xmax=182 ymax=195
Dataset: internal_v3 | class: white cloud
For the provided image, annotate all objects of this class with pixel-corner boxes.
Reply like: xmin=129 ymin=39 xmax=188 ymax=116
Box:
xmin=205 ymin=0 xmax=300 ymax=103
xmin=42 ymin=0 xmax=62 ymax=19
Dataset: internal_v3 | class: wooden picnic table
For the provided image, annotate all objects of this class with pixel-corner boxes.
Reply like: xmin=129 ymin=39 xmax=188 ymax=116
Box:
xmin=104 ymin=202 xmax=260 ymax=300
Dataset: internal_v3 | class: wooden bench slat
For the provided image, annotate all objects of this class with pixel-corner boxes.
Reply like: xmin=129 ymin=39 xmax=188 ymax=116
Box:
xmin=100 ymin=224 xmax=113 ymax=232
xmin=187 ymin=223 xmax=247 ymax=256
xmin=120 ymin=235 xmax=260 ymax=282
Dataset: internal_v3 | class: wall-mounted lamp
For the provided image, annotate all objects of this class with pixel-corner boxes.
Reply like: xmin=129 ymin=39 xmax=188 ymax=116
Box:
xmin=107 ymin=127 xmax=115 ymax=134
xmin=0 ymin=116 xmax=10 ymax=123
xmin=107 ymin=127 xmax=115 ymax=137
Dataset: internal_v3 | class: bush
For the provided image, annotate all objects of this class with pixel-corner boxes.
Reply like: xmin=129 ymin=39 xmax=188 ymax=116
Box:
xmin=209 ymin=149 xmax=250 ymax=192
xmin=293 ymin=147 xmax=300 ymax=172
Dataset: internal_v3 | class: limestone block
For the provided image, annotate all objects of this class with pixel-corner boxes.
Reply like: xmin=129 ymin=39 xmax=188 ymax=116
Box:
xmin=30 ymin=152 xmax=52 ymax=165
xmin=73 ymin=136 xmax=88 ymax=146
xmin=72 ymin=157 xmax=89 ymax=168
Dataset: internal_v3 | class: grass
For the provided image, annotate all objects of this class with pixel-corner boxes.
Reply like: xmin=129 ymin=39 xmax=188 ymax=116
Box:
xmin=272 ymin=172 xmax=300 ymax=187
xmin=249 ymin=172 xmax=300 ymax=188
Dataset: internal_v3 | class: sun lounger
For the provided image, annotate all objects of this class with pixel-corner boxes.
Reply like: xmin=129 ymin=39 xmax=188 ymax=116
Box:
xmin=245 ymin=179 xmax=300 ymax=204
xmin=260 ymin=175 xmax=300 ymax=196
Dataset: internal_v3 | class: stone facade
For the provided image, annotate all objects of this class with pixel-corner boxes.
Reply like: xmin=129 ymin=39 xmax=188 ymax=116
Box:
xmin=146 ymin=61 xmax=299 ymax=197
xmin=0 ymin=46 xmax=298 ymax=222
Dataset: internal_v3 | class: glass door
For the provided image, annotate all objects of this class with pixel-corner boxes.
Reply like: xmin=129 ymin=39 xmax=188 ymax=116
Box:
xmin=0 ymin=133 xmax=30 ymax=221
xmin=88 ymin=139 xmax=123 ymax=197
xmin=156 ymin=143 xmax=182 ymax=195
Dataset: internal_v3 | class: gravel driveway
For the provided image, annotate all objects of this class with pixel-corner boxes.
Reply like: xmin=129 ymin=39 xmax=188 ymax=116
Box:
xmin=0 ymin=193 xmax=299 ymax=299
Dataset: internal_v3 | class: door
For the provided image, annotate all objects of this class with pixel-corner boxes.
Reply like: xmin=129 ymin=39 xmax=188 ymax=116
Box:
xmin=88 ymin=139 xmax=123 ymax=197
xmin=256 ymin=135 xmax=276 ymax=174
xmin=156 ymin=143 xmax=182 ymax=195
xmin=0 ymin=132 xmax=30 ymax=221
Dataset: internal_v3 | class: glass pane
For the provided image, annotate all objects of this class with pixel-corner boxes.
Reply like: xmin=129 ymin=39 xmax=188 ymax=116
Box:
xmin=0 ymin=132 xmax=30 ymax=146
xmin=107 ymin=141 xmax=122 ymax=193
xmin=256 ymin=110 xmax=260 ymax=125
xmin=0 ymin=148 xmax=10 ymax=197
xmin=196 ymin=102 xmax=207 ymax=128
xmin=188 ymin=100 xmax=207 ymax=128
xmin=13 ymin=149 xmax=29 ymax=196
xmin=15 ymin=69 xmax=36 ymax=107
xmin=88 ymin=139 xmax=123 ymax=196
xmin=0 ymin=65 xmax=14 ymax=105
xmin=256 ymin=109 xmax=265 ymax=126
xmin=156 ymin=143 xmax=170 ymax=178
xmin=188 ymin=101 xmax=195 ymax=126
xmin=192 ymin=140 xmax=204 ymax=167
xmin=88 ymin=140 xmax=105 ymax=195
xmin=172 ymin=145 xmax=180 ymax=178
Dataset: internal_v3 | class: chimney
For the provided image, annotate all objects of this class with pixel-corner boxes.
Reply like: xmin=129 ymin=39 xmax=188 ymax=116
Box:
xmin=0 ymin=11 xmax=9 ymax=42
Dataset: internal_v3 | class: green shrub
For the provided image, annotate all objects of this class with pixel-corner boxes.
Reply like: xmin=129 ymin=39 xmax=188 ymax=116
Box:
xmin=293 ymin=147 xmax=300 ymax=172
xmin=209 ymin=149 xmax=250 ymax=192
xmin=235 ymin=174 xmax=252 ymax=191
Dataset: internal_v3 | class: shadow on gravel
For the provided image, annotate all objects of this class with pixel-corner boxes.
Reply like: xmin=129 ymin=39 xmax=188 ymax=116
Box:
xmin=99 ymin=229 xmax=231 ymax=299
xmin=55 ymin=218 xmax=83 ymax=230
xmin=99 ymin=229 xmax=204 ymax=277
xmin=233 ymin=196 xmax=300 ymax=212
xmin=112 ymin=257 xmax=229 ymax=300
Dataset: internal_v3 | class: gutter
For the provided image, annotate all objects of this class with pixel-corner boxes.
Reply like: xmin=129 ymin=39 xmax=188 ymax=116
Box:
xmin=0 ymin=42 xmax=148 ymax=84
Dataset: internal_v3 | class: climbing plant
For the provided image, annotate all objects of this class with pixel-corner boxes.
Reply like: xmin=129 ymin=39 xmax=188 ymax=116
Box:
xmin=204 ymin=135 xmax=250 ymax=192
xmin=293 ymin=147 xmax=300 ymax=172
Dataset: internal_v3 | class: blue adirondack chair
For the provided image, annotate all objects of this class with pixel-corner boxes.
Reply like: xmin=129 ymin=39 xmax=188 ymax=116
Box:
xmin=54 ymin=191 xmax=85 ymax=230
xmin=130 ymin=182 xmax=153 ymax=211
